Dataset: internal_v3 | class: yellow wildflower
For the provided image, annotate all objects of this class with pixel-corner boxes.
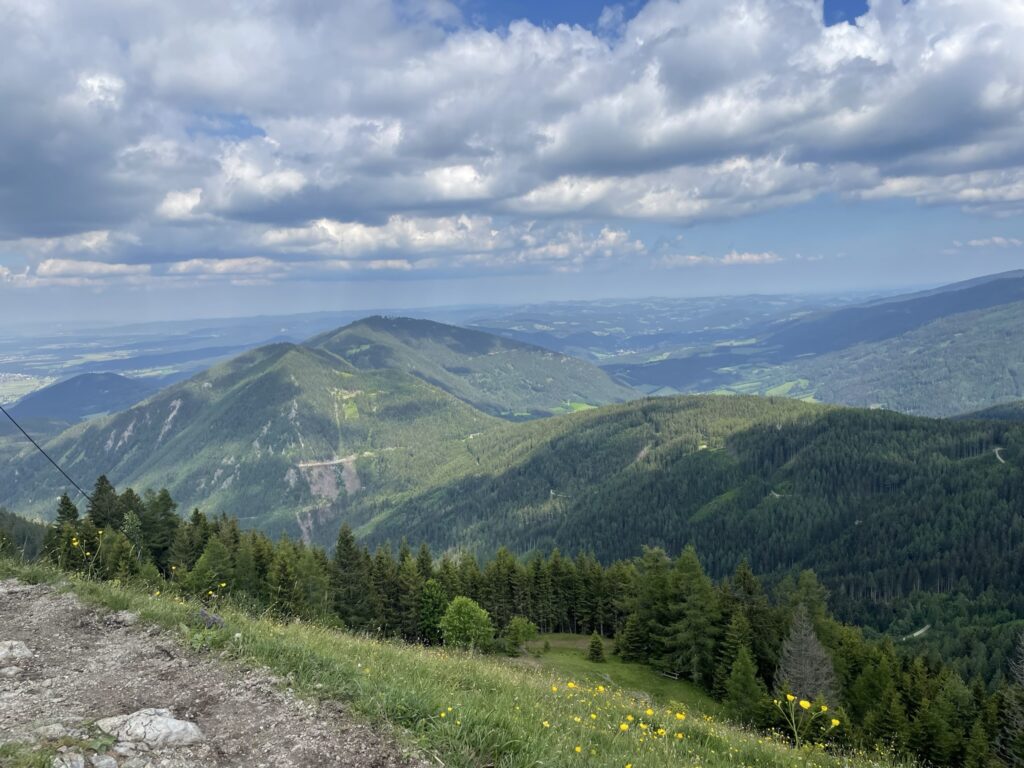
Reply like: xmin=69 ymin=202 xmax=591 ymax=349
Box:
xmin=799 ymin=700 xmax=811 ymax=710
xmin=619 ymin=723 xmax=629 ymax=732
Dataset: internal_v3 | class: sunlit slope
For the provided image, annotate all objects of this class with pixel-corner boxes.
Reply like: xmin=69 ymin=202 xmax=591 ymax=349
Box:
xmin=2 ymin=342 xmax=496 ymax=536
xmin=307 ymin=316 xmax=635 ymax=418
xmin=355 ymin=394 xmax=1024 ymax=605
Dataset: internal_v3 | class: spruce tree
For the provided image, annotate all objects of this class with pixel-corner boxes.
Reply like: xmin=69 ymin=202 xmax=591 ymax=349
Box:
xmin=331 ymin=525 xmax=377 ymax=630
xmin=588 ymin=632 xmax=606 ymax=663
xmin=774 ymin=604 xmax=838 ymax=704
xmin=997 ymin=631 xmax=1024 ymax=767
xmin=418 ymin=578 xmax=448 ymax=645
xmin=87 ymin=475 xmax=122 ymax=530
xmin=55 ymin=493 xmax=79 ymax=525
xmin=725 ymin=646 xmax=767 ymax=725
xmin=187 ymin=535 xmax=234 ymax=597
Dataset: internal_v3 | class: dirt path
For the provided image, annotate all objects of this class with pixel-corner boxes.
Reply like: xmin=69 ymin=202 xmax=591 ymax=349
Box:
xmin=0 ymin=580 xmax=425 ymax=768
xmin=995 ymin=447 xmax=1007 ymax=464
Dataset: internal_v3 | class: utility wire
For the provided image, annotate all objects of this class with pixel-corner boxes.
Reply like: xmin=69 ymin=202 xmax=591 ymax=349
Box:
xmin=0 ymin=403 xmax=93 ymax=503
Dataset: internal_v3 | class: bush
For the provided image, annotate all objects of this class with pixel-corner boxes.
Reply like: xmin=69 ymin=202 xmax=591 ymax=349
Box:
xmin=502 ymin=615 xmax=539 ymax=655
xmin=439 ymin=596 xmax=494 ymax=651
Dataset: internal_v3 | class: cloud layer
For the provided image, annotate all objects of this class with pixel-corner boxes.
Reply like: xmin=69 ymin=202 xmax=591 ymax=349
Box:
xmin=1 ymin=0 xmax=1023 ymax=288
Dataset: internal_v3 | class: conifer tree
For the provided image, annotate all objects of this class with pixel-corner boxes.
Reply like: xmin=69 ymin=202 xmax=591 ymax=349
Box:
xmin=774 ymin=604 xmax=838 ymax=704
xmin=140 ymin=488 xmax=180 ymax=571
xmin=55 ymin=493 xmax=79 ymax=525
xmin=331 ymin=524 xmax=378 ymax=630
xmin=661 ymin=546 xmax=720 ymax=686
xmin=716 ymin=611 xmax=754 ymax=696
xmin=87 ymin=475 xmax=122 ymax=530
xmin=187 ymin=535 xmax=233 ymax=597
xmin=725 ymin=646 xmax=768 ymax=725
xmin=418 ymin=578 xmax=448 ymax=645
xmin=997 ymin=631 xmax=1024 ymax=767
xmin=588 ymin=632 xmax=606 ymax=663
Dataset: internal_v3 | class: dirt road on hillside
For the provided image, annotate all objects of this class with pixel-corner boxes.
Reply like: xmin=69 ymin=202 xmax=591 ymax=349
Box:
xmin=0 ymin=580 xmax=425 ymax=768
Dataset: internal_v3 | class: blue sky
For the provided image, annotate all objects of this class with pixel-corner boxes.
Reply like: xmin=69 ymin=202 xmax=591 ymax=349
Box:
xmin=0 ymin=0 xmax=1022 ymax=323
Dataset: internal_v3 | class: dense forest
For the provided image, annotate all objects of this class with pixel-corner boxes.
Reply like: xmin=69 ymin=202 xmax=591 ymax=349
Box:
xmin=20 ymin=478 xmax=1024 ymax=768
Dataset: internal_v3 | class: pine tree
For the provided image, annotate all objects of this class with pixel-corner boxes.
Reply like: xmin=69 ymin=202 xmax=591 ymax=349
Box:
xmin=140 ymin=488 xmax=180 ymax=571
xmin=588 ymin=632 xmax=606 ymax=663
xmin=87 ymin=475 xmax=122 ymax=530
xmin=997 ymin=631 xmax=1024 ymax=767
xmin=187 ymin=535 xmax=234 ymax=597
xmin=55 ymin=494 xmax=79 ymax=525
xmin=725 ymin=646 xmax=767 ymax=725
xmin=418 ymin=578 xmax=448 ymax=645
xmin=715 ymin=611 xmax=754 ymax=697
xmin=331 ymin=525 xmax=378 ymax=630
xmin=774 ymin=604 xmax=838 ymax=704
xmin=416 ymin=542 xmax=434 ymax=581
xmin=660 ymin=547 xmax=719 ymax=686
xmin=616 ymin=613 xmax=650 ymax=662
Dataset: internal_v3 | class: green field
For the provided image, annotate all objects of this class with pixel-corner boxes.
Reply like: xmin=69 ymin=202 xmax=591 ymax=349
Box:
xmin=521 ymin=634 xmax=722 ymax=716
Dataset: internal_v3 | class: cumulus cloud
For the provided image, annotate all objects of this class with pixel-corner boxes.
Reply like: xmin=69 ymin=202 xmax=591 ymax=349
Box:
xmin=2 ymin=0 xmax=1024 ymax=288
xmin=659 ymin=250 xmax=781 ymax=268
xmin=962 ymin=236 xmax=1023 ymax=248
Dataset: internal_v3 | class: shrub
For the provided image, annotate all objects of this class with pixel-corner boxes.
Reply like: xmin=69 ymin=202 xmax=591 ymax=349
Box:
xmin=440 ymin=596 xmax=494 ymax=650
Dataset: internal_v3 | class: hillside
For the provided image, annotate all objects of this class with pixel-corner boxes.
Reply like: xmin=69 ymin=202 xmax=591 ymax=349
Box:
xmin=960 ymin=400 xmax=1024 ymax=421
xmin=3 ymin=372 xmax=161 ymax=437
xmin=307 ymin=316 xmax=634 ymax=418
xmin=350 ymin=395 xmax=1023 ymax=614
xmin=606 ymin=272 xmax=1024 ymax=415
xmin=0 ymin=340 xmax=498 ymax=536
xmin=0 ymin=318 xmax=631 ymax=537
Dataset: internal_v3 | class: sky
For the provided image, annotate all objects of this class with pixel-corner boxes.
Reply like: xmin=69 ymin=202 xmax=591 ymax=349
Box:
xmin=1 ymin=0 xmax=1023 ymax=324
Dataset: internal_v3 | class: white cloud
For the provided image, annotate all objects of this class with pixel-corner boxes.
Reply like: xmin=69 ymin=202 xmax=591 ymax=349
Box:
xmin=157 ymin=188 xmax=203 ymax=220
xmin=167 ymin=257 xmax=279 ymax=275
xmin=3 ymin=0 xmax=1024 ymax=289
xmin=35 ymin=259 xmax=150 ymax=277
xmin=659 ymin=250 xmax=781 ymax=268
xmin=964 ymin=236 xmax=1023 ymax=248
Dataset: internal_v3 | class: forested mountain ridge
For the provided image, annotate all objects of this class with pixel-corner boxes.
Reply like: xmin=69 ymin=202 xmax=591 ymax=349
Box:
xmin=0 ymin=340 xmax=499 ymax=535
xmin=306 ymin=315 xmax=634 ymax=418
xmin=349 ymin=396 xmax=1024 ymax=645
xmin=605 ymin=272 xmax=1024 ymax=416
xmin=0 ymin=318 xmax=631 ymax=537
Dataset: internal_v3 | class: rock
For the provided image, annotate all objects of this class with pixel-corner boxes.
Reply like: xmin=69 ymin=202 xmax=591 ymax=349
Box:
xmin=90 ymin=756 xmax=118 ymax=768
xmin=52 ymin=754 xmax=85 ymax=768
xmin=35 ymin=723 xmax=69 ymax=739
xmin=96 ymin=714 xmax=132 ymax=736
xmin=107 ymin=708 xmax=204 ymax=749
xmin=0 ymin=665 xmax=22 ymax=677
xmin=0 ymin=640 xmax=31 ymax=661
xmin=108 ymin=611 xmax=139 ymax=627
xmin=121 ymin=758 xmax=155 ymax=768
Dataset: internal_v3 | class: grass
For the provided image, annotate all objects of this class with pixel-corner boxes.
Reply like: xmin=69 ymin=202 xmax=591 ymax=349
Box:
xmin=521 ymin=634 xmax=722 ymax=715
xmin=0 ymin=559 xmax=907 ymax=768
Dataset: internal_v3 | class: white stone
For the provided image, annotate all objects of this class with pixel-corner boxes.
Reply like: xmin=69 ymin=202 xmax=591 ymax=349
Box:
xmin=96 ymin=714 xmax=132 ymax=736
xmin=52 ymin=754 xmax=85 ymax=768
xmin=0 ymin=640 xmax=31 ymax=661
xmin=90 ymin=756 xmax=118 ymax=768
xmin=35 ymin=723 xmax=69 ymax=739
xmin=109 ymin=611 xmax=139 ymax=626
xmin=0 ymin=665 xmax=22 ymax=677
xmin=113 ymin=708 xmax=203 ymax=749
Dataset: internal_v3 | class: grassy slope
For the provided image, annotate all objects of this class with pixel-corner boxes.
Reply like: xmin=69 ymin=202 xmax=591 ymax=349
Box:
xmin=0 ymin=343 xmax=497 ymax=538
xmin=722 ymin=301 xmax=1024 ymax=417
xmin=308 ymin=316 xmax=635 ymax=419
xmin=354 ymin=394 xmax=828 ymax=551
xmin=0 ymin=560 xmax=903 ymax=768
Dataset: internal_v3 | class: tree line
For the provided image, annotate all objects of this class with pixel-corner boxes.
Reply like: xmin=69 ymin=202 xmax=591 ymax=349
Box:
xmin=34 ymin=475 xmax=1024 ymax=768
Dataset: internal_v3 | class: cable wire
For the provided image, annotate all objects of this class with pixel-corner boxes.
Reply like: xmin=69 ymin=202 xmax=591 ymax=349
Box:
xmin=0 ymin=403 xmax=93 ymax=503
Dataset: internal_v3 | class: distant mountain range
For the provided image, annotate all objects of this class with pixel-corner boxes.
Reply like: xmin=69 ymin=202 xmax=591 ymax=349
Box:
xmin=3 ymin=373 xmax=162 ymax=437
xmin=603 ymin=270 xmax=1024 ymax=416
xmin=0 ymin=318 xmax=631 ymax=535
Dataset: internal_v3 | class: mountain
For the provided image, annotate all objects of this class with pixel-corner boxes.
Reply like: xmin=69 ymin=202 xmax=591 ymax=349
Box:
xmin=959 ymin=400 xmax=1024 ymax=421
xmin=307 ymin=316 xmax=634 ymax=418
xmin=347 ymin=395 xmax=1023 ymax=621
xmin=5 ymin=373 xmax=162 ymax=434
xmin=0 ymin=318 xmax=631 ymax=535
xmin=607 ymin=271 xmax=1024 ymax=415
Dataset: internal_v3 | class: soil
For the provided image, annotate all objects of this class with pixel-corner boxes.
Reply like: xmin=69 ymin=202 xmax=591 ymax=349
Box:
xmin=0 ymin=579 xmax=427 ymax=768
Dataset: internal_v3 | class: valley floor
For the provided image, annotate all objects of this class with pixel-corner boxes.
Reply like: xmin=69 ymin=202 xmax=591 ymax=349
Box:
xmin=0 ymin=579 xmax=423 ymax=768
